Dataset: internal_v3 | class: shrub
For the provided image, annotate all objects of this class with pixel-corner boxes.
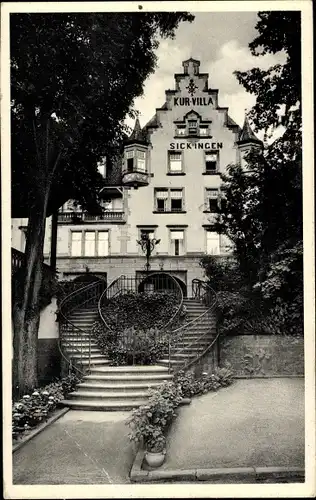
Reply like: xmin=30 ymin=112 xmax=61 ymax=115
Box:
xmin=126 ymin=381 xmax=182 ymax=451
xmin=174 ymin=366 xmax=234 ymax=398
xmin=12 ymin=373 xmax=81 ymax=440
xmin=100 ymin=291 xmax=180 ymax=332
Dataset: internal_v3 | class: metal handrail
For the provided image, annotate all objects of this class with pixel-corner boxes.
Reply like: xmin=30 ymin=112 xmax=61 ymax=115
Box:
xmin=58 ymin=278 xmax=106 ymax=375
xmin=98 ymin=275 xmax=126 ymax=335
xmin=168 ymin=279 xmax=218 ymax=374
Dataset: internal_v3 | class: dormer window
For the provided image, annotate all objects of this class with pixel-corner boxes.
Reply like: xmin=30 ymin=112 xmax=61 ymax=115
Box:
xmin=199 ymin=125 xmax=209 ymax=136
xmin=188 ymin=120 xmax=198 ymax=135
xmin=176 ymin=125 xmax=186 ymax=136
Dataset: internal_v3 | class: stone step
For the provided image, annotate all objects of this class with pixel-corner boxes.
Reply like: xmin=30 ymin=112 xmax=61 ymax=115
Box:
xmin=80 ymin=359 xmax=111 ymax=366
xmin=65 ymin=347 xmax=100 ymax=354
xmin=78 ymin=381 xmax=167 ymax=392
xmin=89 ymin=365 xmax=169 ymax=375
xmin=68 ymin=390 xmax=149 ymax=400
xmin=70 ymin=353 xmax=105 ymax=360
xmin=85 ymin=373 xmax=172 ymax=383
xmin=62 ymin=341 xmax=98 ymax=347
xmin=62 ymin=399 xmax=146 ymax=411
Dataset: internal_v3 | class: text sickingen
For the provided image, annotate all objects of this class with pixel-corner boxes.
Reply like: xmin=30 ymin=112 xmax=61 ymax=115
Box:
xmin=170 ymin=142 xmax=223 ymax=150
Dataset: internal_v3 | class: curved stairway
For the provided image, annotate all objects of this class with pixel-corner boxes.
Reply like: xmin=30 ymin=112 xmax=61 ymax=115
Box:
xmin=58 ymin=275 xmax=218 ymax=411
xmin=158 ymin=297 xmax=217 ymax=370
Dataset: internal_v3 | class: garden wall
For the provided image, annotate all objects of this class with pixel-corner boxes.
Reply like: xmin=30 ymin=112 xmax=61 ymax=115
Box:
xmin=219 ymin=334 xmax=304 ymax=377
xmin=37 ymin=297 xmax=61 ymax=385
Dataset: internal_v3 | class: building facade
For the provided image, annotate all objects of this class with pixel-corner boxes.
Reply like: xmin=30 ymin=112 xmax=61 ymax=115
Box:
xmin=12 ymin=58 xmax=261 ymax=295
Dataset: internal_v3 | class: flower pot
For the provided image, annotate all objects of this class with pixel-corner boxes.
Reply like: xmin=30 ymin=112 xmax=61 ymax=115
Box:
xmin=144 ymin=449 xmax=166 ymax=468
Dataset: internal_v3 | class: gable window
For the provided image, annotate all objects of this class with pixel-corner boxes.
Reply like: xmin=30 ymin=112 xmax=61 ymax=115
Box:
xmin=176 ymin=126 xmax=186 ymax=136
xmin=170 ymin=230 xmax=184 ymax=256
xmin=168 ymin=152 xmax=183 ymax=173
xmin=199 ymin=125 xmax=209 ymax=136
xmin=205 ymin=189 xmax=219 ymax=213
xmin=206 ymin=230 xmax=220 ymax=255
xmin=188 ymin=120 xmax=198 ymax=135
xmin=205 ymin=152 xmax=218 ymax=173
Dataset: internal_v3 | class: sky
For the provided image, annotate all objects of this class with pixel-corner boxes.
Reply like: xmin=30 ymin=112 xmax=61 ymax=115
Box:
xmin=126 ymin=11 xmax=286 ymax=136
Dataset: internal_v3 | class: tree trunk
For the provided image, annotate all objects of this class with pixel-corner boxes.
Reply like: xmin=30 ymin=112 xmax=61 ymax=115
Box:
xmin=13 ymin=185 xmax=50 ymax=397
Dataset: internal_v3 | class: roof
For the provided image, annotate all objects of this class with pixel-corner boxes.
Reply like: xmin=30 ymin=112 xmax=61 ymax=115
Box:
xmin=238 ymin=116 xmax=262 ymax=144
xmin=182 ymin=58 xmax=200 ymax=65
xmin=124 ymin=118 xmax=149 ymax=145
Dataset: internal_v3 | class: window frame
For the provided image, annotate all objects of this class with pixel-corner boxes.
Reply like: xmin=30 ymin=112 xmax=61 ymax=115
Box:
xmin=154 ymin=188 xmax=185 ymax=213
xmin=124 ymin=147 xmax=147 ymax=174
xmin=204 ymin=150 xmax=219 ymax=174
xmin=205 ymin=229 xmax=220 ymax=255
xmin=205 ymin=188 xmax=220 ymax=213
xmin=169 ymin=228 xmax=186 ymax=256
xmin=70 ymin=230 xmax=110 ymax=257
xmin=168 ymin=151 xmax=183 ymax=174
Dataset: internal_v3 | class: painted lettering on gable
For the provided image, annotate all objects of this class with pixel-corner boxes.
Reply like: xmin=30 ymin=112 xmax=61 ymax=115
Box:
xmin=173 ymin=97 xmax=213 ymax=106
xmin=170 ymin=142 xmax=223 ymax=150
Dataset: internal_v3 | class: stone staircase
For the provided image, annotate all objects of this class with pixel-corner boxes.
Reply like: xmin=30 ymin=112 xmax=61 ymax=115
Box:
xmin=61 ymin=306 xmax=111 ymax=369
xmin=158 ymin=298 xmax=217 ymax=370
xmin=62 ymin=365 xmax=173 ymax=411
xmin=61 ymin=306 xmax=172 ymax=411
xmin=61 ymin=296 xmax=216 ymax=411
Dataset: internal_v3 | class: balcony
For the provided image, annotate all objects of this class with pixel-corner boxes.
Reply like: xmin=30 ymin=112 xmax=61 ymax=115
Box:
xmin=58 ymin=211 xmax=126 ymax=224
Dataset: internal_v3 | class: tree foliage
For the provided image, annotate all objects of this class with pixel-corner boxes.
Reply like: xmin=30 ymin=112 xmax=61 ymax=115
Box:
xmin=206 ymin=11 xmax=303 ymax=335
xmin=11 ymin=11 xmax=194 ymax=395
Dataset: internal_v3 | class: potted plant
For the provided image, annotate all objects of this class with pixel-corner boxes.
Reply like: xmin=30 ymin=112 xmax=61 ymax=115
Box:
xmin=144 ymin=428 xmax=166 ymax=468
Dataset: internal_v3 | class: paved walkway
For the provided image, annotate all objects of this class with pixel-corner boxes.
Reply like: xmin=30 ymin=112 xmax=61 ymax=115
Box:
xmin=157 ymin=378 xmax=304 ymax=471
xmin=13 ymin=378 xmax=304 ymax=484
xmin=13 ymin=411 xmax=135 ymax=484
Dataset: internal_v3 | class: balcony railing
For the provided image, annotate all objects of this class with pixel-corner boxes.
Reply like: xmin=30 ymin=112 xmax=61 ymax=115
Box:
xmin=58 ymin=211 xmax=125 ymax=223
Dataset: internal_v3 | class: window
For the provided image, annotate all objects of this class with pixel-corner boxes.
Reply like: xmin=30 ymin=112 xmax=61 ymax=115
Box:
xmin=168 ymin=152 xmax=183 ymax=173
xmin=170 ymin=230 xmax=184 ymax=256
xmin=205 ymin=189 xmax=219 ymax=213
xmin=125 ymin=149 xmax=147 ymax=173
xmin=136 ymin=151 xmax=146 ymax=172
xmin=97 ymin=231 xmax=109 ymax=256
xmin=170 ymin=189 xmax=183 ymax=212
xmin=199 ymin=125 xmax=209 ymax=136
xmin=154 ymin=188 xmax=184 ymax=212
xmin=205 ymin=152 xmax=218 ymax=172
xmin=126 ymin=151 xmax=134 ymax=172
xmin=84 ymin=232 xmax=95 ymax=257
xmin=101 ymin=199 xmax=113 ymax=211
xmin=155 ymin=189 xmax=168 ymax=212
xmin=71 ymin=232 xmax=82 ymax=256
xmin=140 ymin=228 xmax=155 ymax=240
xmin=206 ymin=231 xmax=220 ymax=255
xmin=176 ymin=126 xmax=186 ymax=136
xmin=71 ymin=231 xmax=109 ymax=257
xmin=188 ymin=120 xmax=198 ymax=135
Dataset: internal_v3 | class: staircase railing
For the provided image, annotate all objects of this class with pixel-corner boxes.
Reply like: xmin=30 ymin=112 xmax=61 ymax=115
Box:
xmin=58 ymin=279 xmax=107 ymax=375
xmin=167 ymin=279 xmax=218 ymax=374
xmin=98 ymin=272 xmax=184 ymax=364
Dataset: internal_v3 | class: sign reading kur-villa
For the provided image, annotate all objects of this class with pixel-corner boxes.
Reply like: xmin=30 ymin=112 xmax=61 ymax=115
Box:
xmin=174 ymin=97 xmax=213 ymax=106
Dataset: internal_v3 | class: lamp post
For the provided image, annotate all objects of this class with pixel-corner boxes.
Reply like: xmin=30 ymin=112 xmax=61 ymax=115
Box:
xmin=137 ymin=233 xmax=160 ymax=272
